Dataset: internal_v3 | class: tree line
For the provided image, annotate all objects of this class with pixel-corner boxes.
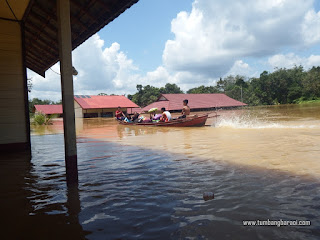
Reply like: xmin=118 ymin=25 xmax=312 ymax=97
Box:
xmin=128 ymin=66 xmax=320 ymax=107
xmin=29 ymin=65 xmax=320 ymax=111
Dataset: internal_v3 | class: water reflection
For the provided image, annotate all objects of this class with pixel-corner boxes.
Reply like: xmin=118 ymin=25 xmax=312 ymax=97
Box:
xmin=0 ymin=139 xmax=89 ymax=239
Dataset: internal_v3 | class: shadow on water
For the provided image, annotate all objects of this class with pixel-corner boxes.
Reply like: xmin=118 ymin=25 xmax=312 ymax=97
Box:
xmin=0 ymin=140 xmax=90 ymax=239
xmin=2 ymin=129 xmax=320 ymax=239
xmin=76 ymin=137 xmax=320 ymax=240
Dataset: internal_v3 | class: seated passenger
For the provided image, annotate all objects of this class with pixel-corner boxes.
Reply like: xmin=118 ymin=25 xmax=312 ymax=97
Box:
xmin=160 ymin=107 xmax=172 ymax=122
xmin=131 ymin=112 xmax=140 ymax=122
xmin=115 ymin=106 xmax=125 ymax=120
xmin=123 ymin=113 xmax=132 ymax=123
xmin=152 ymin=114 xmax=162 ymax=120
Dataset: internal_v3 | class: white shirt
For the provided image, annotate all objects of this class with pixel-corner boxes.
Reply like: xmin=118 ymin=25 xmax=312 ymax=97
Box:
xmin=163 ymin=111 xmax=172 ymax=121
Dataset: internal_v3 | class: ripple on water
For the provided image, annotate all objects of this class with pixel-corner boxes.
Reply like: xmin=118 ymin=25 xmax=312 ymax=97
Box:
xmin=12 ymin=134 xmax=320 ymax=239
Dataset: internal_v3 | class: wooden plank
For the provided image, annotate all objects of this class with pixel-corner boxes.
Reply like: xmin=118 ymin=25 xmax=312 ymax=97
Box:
xmin=0 ymin=75 xmax=24 ymax=87
xmin=0 ymin=35 xmax=21 ymax=52
xmin=0 ymin=123 xmax=27 ymax=144
xmin=0 ymin=21 xmax=27 ymax=146
xmin=0 ymin=21 xmax=21 ymax=36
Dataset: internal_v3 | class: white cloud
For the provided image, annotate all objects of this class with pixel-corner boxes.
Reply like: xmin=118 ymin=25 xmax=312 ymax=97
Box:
xmin=73 ymin=35 xmax=139 ymax=92
xmin=27 ymin=0 xmax=320 ymax=101
xmin=163 ymin=0 xmax=319 ymax=77
xmin=301 ymin=9 xmax=320 ymax=45
xmin=226 ymin=60 xmax=258 ymax=78
xmin=268 ymin=53 xmax=320 ymax=70
xmin=28 ymin=34 xmax=141 ymax=100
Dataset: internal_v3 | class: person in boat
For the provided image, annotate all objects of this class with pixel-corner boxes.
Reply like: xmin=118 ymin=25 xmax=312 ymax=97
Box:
xmin=122 ymin=113 xmax=132 ymax=123
xmin=115 ymin=106 xmax=126 ymax=120
xmin=178 ymin=99 xmax=190 ymax=119
xmin=160 ymin=107 xmax=172 ymax=122
xmin=131 ymin=112 xmax=140 ymax=122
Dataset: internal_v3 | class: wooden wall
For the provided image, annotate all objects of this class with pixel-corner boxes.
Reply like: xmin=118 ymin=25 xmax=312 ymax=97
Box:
xmin=0 ymin=20 xmax=28 ymax=148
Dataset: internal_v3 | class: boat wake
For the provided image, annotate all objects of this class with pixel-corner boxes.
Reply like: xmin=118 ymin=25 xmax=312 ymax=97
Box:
xmin=215 ymin=114 xmax=318 ymax=129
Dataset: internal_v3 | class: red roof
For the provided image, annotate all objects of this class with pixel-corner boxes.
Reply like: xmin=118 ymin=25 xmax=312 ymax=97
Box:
xmin=127 ymin=107 xmax=143 ymax=114
xmin=74 ymin=95 xmax=139 ymax=109
xmin=34 ymin=105 xmax=63 ymax=115
xmin=141 ymin=94 xmax=247 ymax=112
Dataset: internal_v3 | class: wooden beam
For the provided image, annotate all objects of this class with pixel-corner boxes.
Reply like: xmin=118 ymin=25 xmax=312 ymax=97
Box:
xmin=21 ymin=22 xmax=31 ymax=155
xmin=57 ymin=0 xmax=78 ymax=186
xmin=25 ymin=24 xmax=58 ymax=55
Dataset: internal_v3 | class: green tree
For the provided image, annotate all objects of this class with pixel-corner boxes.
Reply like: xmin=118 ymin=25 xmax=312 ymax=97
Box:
xmin=159 ymin=83 xmax=184 ymax=94
xmin=131 ymin=84 xmax=161 ymax=107
xmin=302 ymin=66 xmax=320 ymax=100
xmin=187 ymin=85 xmax=219 ymax=94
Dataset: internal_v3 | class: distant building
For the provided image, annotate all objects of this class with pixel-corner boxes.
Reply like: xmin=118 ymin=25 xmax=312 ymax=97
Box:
xmin=141 ymin=93 xmax=247 ymax=112
xmin=74 ymin=95 xmax=139 ymax=118
xmin=34 ymin=105 xmax=63 ymax=117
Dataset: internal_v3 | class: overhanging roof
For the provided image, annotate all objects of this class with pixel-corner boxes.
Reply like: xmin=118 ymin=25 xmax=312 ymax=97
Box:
xmin=23 ymin=0 xmax=139 ymax=77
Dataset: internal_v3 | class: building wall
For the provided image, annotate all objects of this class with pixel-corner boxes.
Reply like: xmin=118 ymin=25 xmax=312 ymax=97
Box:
xmin=0 ymin=20 xmax=29 ymax=150
xmin=74 ymin=100 xmax=83 ymax=118
xmin=73 ymin=102 xmax=126 ymax=118
xmin=82 ymin=108 xmax=117 ymax=118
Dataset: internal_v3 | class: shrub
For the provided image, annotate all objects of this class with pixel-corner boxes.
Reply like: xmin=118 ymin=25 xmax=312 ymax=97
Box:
xmin=32 ymin=112 xmax=54 ymax=125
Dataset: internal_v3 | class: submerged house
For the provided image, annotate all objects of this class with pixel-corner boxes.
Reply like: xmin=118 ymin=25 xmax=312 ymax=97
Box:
xmin=34 ymin=105 xmax=63 ymax=117
xmin=141 ymin=93 xmax=247 ymax=112
xmin=0 ymin=0 xmax=139 ymax=185
xmin=74 ymin=95 xmax=139 ymax=118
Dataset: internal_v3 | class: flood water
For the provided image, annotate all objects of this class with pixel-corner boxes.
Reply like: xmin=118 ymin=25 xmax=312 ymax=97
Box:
xmin=1 ymin=104 xmax=320 ymax=239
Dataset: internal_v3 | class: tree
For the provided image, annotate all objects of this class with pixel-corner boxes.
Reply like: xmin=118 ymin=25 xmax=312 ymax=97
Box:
xmin=187 ymin=85 xmax=219 ymax=94
xmin=131 ymin=84 xmax=161 ymax=107
xmin=302 ymin=66 xmax=320 ymax=100
xmin=159 ymin=83 xmax=183 ymax=94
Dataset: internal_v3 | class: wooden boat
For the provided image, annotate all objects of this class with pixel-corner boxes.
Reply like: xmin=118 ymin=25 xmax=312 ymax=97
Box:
xmin=118 ymin=114 xmax=209 ymax=127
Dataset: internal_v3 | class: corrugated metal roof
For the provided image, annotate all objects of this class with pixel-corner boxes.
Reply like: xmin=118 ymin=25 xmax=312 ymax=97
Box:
xmin=34 ymin=104 xmax=63 ymax=114
xmin=142 ymin=93 xmax=247 ymax=112
xmin=74 ymin=95 xmax=139 ymax=109
xmin=23 ymin=0 xmax=139 ymax=76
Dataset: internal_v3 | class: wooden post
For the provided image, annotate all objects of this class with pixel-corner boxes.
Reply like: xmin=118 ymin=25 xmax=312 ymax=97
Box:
xmin=57 ymin=0 xmax=78 ymax=185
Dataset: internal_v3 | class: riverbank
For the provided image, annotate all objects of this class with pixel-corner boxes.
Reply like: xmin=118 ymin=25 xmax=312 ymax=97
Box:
xmin=296 ymin=99 xmax=320 ymax=104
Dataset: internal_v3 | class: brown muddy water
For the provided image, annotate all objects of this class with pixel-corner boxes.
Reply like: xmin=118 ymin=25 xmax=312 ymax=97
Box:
xmin=1 ymin=104 xmax=320 ymax=239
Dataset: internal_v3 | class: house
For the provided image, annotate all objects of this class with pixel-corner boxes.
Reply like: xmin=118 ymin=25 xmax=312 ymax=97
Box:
xmin=34 ymin=105 xmax=63 ymax=117
xmin=0 ymin=0 xmax=139 ymax=157
xmin=141 ymin=93 xmax=247 ymax=112
xmin=74 ymin=95 xmax=139 ymax=118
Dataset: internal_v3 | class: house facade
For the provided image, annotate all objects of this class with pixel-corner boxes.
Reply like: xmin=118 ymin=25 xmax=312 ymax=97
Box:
xmin=74 ymin=95 xmax=139 ymax=118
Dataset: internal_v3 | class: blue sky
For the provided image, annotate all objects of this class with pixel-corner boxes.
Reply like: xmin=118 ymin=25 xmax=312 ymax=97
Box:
xmin=28 ymin=0 xmax=320 ymax=101
xmin=99 ymin=0 xmax=194 ymax=72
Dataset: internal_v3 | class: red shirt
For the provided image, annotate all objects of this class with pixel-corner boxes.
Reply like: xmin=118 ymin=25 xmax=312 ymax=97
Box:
xmin=115 ymin=110 xmax=123 ymax=118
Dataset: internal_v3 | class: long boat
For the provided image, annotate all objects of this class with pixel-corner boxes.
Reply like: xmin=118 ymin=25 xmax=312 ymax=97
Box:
xmin=118 ymin=114 xmax=209 ymax=127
